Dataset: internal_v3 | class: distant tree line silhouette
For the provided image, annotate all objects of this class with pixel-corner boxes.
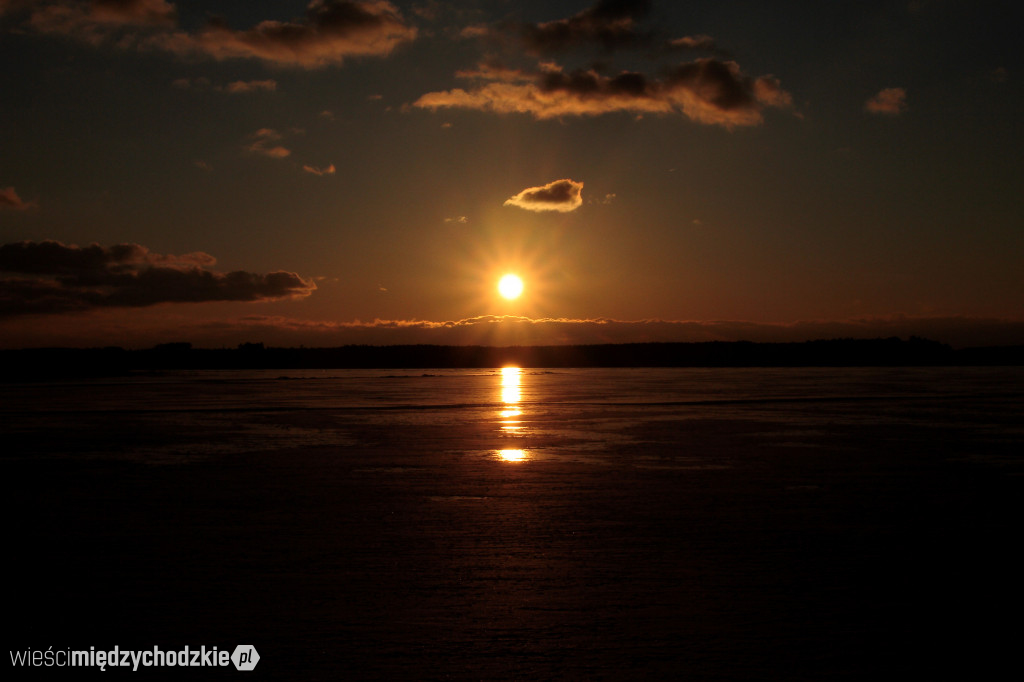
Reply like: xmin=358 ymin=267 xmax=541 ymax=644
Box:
xmin=3 ymin=337 xmax=1023 ymax=381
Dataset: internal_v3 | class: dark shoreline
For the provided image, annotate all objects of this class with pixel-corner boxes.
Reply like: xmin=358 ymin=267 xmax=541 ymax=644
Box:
xmin=3 ymin=337 xmax=1023 ymax=381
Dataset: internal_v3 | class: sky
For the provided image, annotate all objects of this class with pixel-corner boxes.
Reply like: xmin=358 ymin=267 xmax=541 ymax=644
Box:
xmin=1 ymin=0 xmax=1022 ymax=349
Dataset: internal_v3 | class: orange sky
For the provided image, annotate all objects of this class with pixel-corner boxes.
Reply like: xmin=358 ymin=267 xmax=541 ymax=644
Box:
xmin=2 ymin=1 xmax=1022 ymax=348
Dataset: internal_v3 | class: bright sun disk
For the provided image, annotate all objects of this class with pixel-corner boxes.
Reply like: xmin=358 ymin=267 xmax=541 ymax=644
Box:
xmin=498 ymin=274 xmax=524 ymax=300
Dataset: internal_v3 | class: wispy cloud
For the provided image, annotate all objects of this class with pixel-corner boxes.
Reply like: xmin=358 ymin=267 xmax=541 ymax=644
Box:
xmin=173 ymin=77 xmax=278 ymax=93
xmin=29 ymin=0 xmax=177 ymax=28
xmin=302 ymin=163 xmax=336 ymax=176
xmin=149 ymin=0 xmax=417 ymax=68
xmin=667 ymin=34 xmax=720 ymax=53
xmin=419 ymin=1 xmax=791 ymax=128
xmin=87 ymin=0 xmax=176 ymax=25
xmin=4 ymin=309 xmax=1023 ymax=350
xmin=86 ymin=314 xmax=1024 ymax=350
xmin=515 ymin=0 xmax=654 ymax=54
xmin=21 ymin=0 xmax=176 ymax=45
xmin=865 ymin=87 xmax=907 ymax=115
xmin=416 ymin=58 xmax=791 ymax=127
xmin=223 ymin=79 xmax=277 ymax=94
xmin=504 ymin=179 xmax=584 ymax=213
xmin=475 ymin=0 xmax=723 ymax=58
xmin=245 ymin=128 xmax=291 ymax=159
xmin=258 ymin=314 xmax=1024 ymax=349
xmin=0 ymin=240 xmax=315 ymax=317
xmin=14 ymin=1 xmax=416 ymax=68
xmin=0 ymin=186 xmax=35 ymax=210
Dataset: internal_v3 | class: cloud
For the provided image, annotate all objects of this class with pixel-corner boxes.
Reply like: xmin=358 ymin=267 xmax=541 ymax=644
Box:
xmin=81 ymin=314 xmax=1024 ymax=350
xmin=91 ymin=0 xmax=176 ymax=24
xmin=516 ymin=0 xmax=654 ymax=54
xmin=223 ymin=79 xmax=277 ymax=94
xmin=668 ymin=34 xmax=718 ymax=52
xmin=220 ymin=314 xmax=1024 ymax=349
xmin=664 ymin=59 xmax=792 ymax=126
xmin=149 ymin=0 xmax=417 ymax=68
xmin=173 ymin=77 xmax=277 ymax=93
xmin=16 ymin=1 xmax=415 ymax=68
xmin=473 ymin=2 xmax=726 ymax=58
xmin=0 ymin=0 xmax=34 ymax=18
xmin=24 ymin=0 xmax=176 ymax=44
xmin=865 ymin=87 xmax=907 ymax=115
xmin=1 ymin=187 xmax=35 ymax=210
xmin=504 ymin=179 xmax=584 ymax=212
xmin=416 ymin=58 xmax=792 ymax=127
xmin=246 ymin=128 xmax=291 ymax=159
xmin=0 ymin=240 xmax=315 ymax=317
xmin=302 ymin=163 xmax=336 ymax=176
xmin=247 ymin=130 xmax=334 ymax=174
xmin=4 ymin=308 xmax=1023 ymax=350
xmin=420 ymin=2 xmax=791 ymax=128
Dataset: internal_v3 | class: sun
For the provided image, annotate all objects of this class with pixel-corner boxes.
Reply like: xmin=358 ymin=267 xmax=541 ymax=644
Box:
xmin=497 ymin=274 xmax=524 ymax=300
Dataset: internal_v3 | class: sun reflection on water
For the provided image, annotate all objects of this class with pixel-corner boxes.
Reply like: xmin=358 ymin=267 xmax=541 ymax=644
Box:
xmin=499 ymin=366 xmax=524 ymax=433
xmin=496 ymin=366 xmax=531 ymax=461
xmin=501 ymin=366 xmax=521 ymax=404
xmin=497 ymin=448 xmax=529 ymax=462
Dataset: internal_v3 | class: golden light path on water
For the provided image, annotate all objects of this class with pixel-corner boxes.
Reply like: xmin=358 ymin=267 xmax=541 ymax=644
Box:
xmin=497 ymin=449 xmax=528 ymax=462
xmin=497 ymin=366 xmax=531 ymax=462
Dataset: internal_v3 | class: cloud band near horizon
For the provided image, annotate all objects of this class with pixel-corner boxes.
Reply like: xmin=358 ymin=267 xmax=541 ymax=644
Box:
xmin=217 ymin=314 xmax=1024 ymax=349
xmin=5 ymin=311 xmax=1021 ymax=350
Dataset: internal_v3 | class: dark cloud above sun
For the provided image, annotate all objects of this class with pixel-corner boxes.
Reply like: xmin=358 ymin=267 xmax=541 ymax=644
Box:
xmin=516 ymin=0 xmax=655 ymax=54
xmin=416 ymin=58 xmax=791 ymax=127
xmin=7 ymin=0 xmax=417 ymax=67
xmin=415 ymin=1 xmax=792 ymax=127
xmin=150 ymin=0 xmax=418 ymax=68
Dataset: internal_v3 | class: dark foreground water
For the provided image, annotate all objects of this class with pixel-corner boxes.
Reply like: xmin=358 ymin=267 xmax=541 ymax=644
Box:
xmin=4 ymin=367 xmax=1024 ymax=679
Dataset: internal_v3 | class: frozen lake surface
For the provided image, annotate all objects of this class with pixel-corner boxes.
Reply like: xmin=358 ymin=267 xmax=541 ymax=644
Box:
xmin=4 ymin=367 xmax=1024 ymax=678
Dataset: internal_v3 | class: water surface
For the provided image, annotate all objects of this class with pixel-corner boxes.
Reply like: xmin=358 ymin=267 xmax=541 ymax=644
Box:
xmin=4 ymin=367 xmax=1023 ymax=679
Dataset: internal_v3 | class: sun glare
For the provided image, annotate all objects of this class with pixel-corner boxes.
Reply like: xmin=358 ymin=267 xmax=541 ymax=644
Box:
xmin=498 ymin=449 xmax=529 ymax=462
xmin=498 ymin=274 xmax=524 ymax=300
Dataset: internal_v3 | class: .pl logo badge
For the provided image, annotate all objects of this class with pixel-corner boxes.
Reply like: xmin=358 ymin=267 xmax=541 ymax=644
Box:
xmin=231 ymin=645 xmax=260 ymax=671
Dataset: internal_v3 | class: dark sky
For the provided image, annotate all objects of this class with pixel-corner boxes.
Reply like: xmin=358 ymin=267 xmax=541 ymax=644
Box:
xmin=1 ymin=1 xmax=1021 ymax=348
